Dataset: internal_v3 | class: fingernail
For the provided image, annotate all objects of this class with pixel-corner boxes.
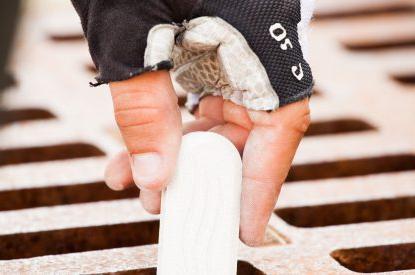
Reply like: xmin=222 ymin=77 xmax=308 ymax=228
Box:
xmin=132 ymin=153 xmax=163 ymax=188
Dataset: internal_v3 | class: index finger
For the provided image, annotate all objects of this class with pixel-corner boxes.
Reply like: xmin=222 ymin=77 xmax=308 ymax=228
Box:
xmin=240 ymin=99 xmax=310 ymax=246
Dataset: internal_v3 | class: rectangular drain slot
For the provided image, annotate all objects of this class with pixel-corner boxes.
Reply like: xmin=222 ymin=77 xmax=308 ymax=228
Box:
xmin=331 ymin=242 xmax=415 ymax=273
xmin=178 ymin=94 xmax=186 ymax=107
xmin=0 ymin=181 xmax=139 ymax=211
xmin=312 ymin=89 xmax=322 ymax=96
xmin=97 ymin=261 xmax=265 ymax=275
xmin=393 ymin=73 xmax=415 ymax=85
xmin=286 ymin=154 xmax=415 ymax=182
xmin=86 ymin=63 xmax=98 ymax=74
xmin=344 ymin=37 xmax=415 ymax=51
xmin=49 ymin=33 xmax=84 ymax=42
xmin=275 ymin=196 xmax=415 ymax=228
xmin=0 ymin=143 xmax=105 ymax=166
xmin=0 ymin=221 xmax=159 ymax=260
xmin=315 ymin=5 xmax=415 ymax=20
xmin=305 ymin=119 xmax=375 ymax=137
xmin=0 ymin=108 xmax=55 ymax=126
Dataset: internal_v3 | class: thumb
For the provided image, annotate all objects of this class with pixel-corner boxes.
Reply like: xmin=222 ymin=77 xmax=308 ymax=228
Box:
xmin=110 ymin=71 xmax=182 ymax=191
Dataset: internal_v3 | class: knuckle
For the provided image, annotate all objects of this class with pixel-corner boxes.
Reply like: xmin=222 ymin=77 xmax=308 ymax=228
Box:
xmin=114 ymin=107 xmax=166 ymax=128
xmin=112 ymin=90 xmax=159 ymax=113
xmin=279 ymin=100 xmax=311 ymax=135
xmin=297 ymin=112 xmax=311 ymax=134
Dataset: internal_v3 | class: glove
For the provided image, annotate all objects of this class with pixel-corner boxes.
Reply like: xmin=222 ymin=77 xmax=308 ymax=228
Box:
xmin=146 ymin=17 xmax=280 ymax=111
xmin=72 ymin=0 xmax=314 ymax=110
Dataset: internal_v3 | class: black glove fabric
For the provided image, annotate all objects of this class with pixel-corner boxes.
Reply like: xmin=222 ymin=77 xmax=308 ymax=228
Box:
xmin=72 ymin=0 xmax=314 ymax=108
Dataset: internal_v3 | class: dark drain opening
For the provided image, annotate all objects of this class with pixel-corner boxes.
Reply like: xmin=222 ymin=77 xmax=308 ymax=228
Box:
xmin=101 ymin=269 xmax=156 ymax=275
xmin=392 ymin=74 xmax=415 ymax=85
xmin=0 ymin=72 xmax=16 ymax=91
xmin=275 ymin=196 xmax=415 ymax=228
xmin=0 ymin=221 xmax=159 ymax=260
xmin=312 ymin=89 xmax=322 ymax=96
xmin=286 ymin=154 xmax=415 ymax=182
xmin=344 ymin=37 xmax=415 ymax=51
xmin=315 ymin=5 xmax=415 ymax=20
xmin=0 ymin=143 xmax=105 ymax=166
xmin=49 ymin=33 xmax=84 ymax=42
xmin=0 ymin=108 xmax=55 ymax=126
xmin=305 ymin=118 xmax=375 ymax=137
xmin=98 ymin=260 xmax=265 ymax=275
xmin=331 ymin=242 xmax=415 ymax=273
xmin=178 ymin=95 xmax=186 ymax=107
xmin=86 ymin=63 xmax=98 ymax=74
xmin=0 ymin=181 xmax=139 ymax=211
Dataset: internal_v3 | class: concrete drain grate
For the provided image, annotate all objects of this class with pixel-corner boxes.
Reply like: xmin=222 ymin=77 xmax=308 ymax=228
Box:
xmin=0 ymin=0 xmax=414 ymax=274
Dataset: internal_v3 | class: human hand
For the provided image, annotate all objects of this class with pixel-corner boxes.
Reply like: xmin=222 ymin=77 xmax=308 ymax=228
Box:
xmin=105 ymin=70 xmax=310 ymax=246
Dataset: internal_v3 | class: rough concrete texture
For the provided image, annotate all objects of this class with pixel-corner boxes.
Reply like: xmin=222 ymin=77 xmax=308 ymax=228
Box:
xmin=0 ymin=0 xmax=415 ymax=274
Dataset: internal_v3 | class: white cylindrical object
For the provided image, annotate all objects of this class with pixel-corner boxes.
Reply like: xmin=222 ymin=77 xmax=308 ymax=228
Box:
xmin=157 ymin=132 xmax=242 ymax=275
